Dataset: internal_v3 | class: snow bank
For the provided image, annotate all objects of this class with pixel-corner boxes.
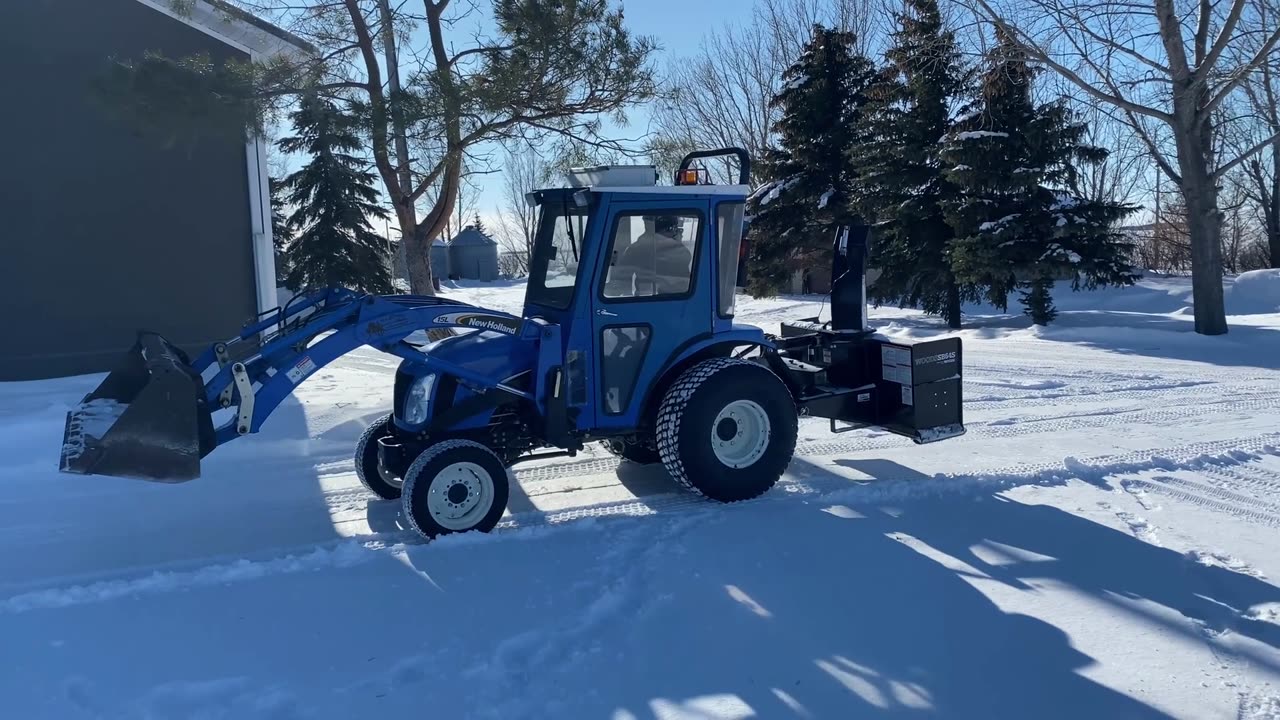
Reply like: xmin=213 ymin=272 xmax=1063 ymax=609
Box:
xmin=1226 ymin=269 xmax=1280 ymax=315
xmin=1 ymin=542 xmax=375 ymax=614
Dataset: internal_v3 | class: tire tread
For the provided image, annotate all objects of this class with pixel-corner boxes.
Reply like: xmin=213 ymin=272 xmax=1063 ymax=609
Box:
xmin=402 ymin=438 xmax=507 ymax=540
xmin=656 ymin=357 xmax=793 ymax=500
xmin=354 ymin=413 xmax=399 ymax=500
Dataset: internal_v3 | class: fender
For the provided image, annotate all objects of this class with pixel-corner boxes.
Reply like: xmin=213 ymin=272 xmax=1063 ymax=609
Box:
xmin=664 ymin=327 xmax=773 ymax=370
xmin=635 ymin=327 xmax=774 ymax=427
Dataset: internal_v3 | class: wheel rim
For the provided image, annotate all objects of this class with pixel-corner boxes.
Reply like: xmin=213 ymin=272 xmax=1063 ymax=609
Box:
xmin=425 ymin=461 xmax=495 ymax=530
xmin=711 ymin=399 xmax=771 ymax=469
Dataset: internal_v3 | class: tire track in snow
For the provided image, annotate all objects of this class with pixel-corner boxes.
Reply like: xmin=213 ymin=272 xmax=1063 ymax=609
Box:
xmin=5 ymin=434 xmax=1278 ymax=614
xmin=1141 ymin=474 xmax=1280 ymax=516
xmin=1196 ymin=463 xmax=1280 ymax=502
xmin=961 ymin=378 xmax=1242 ymax=411
xmin=498 ymin=433 xmax=1280 ymax=533
xmin=306 ymin=390 xmax=1280 ymax=499
xmin=1119 ymin=478 xmax=1280 ymax=528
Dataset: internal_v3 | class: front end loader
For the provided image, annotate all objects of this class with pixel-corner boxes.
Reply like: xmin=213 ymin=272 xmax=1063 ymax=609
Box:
xmin=59 ymin=147 xmax=965 ymax=542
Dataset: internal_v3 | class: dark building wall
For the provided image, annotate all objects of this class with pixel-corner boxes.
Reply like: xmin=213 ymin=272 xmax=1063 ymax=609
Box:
xmin=0 ymin=0 xmax=259 ymax=380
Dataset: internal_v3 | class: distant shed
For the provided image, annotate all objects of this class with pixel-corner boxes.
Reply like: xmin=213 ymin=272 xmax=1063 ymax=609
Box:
xmin=431 ymin=237 xmax=451 ymax=281
xmin=447 ymin=226 xmax=499 ymax=281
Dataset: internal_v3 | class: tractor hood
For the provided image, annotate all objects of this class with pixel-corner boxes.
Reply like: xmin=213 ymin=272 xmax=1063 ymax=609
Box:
xmin=393 ymin=328 xmax=538 ymax=433
xmin=423 ymin=329 xmax=537 ymax=384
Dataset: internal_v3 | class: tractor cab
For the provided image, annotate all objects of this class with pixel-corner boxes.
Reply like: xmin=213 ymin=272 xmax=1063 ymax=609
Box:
xmin=521 ymin=150 xmax=756 ymax=431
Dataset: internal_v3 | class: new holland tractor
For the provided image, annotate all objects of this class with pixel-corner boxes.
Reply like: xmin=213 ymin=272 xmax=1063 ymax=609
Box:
xmin=59 ymin=148 xmax=965 ymax=541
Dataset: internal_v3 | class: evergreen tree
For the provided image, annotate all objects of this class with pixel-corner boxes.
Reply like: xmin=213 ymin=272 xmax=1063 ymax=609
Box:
xmin=269 ymin=176 xmax=293 ymax=287
xmin=941 ymin=29 xmax=1138 ymax=325
xmin=744 ymin=24 xmax=876 ymax=296
xmin=851 ymin=0 xmax=974 ymax=328
xmin=277 ymin=95 xmax=393 ymax=294
xmin=472 ymin=212 xmax=488 ymax=236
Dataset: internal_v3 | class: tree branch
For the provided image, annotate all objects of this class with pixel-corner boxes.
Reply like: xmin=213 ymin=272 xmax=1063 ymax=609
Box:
xmin=1194 ymin=0 xmax=1213 ymax=65
xmin=342 ymin=0 xmax=402 ymax=204
xmin=1198 ymin=0 xmax=1249 ymax=78
xmin=1215 ymin=127 xmax=1280 ymax=180
xmin=1124 ymin=107 xmax=1184 ymax=182
xmin=449 ymin=45 xmax=513 ymax=67
xmin=1153 ymin=0 xmax=1192 ymax=79
xmin=1206 ymin=22 xmax=1280 ymax=115
xmin=969 ymin=0 xmax=1173 ymax=121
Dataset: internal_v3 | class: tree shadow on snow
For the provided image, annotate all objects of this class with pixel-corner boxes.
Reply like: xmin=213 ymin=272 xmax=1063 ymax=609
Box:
xmin=375 ymin=458 xmax=1280 ymax=719
xmin=834 ymin=458 xmax=1280 ymax=659
xmin=539 ymin=477 xmax=1180 ymax=717
xmin=583 ymin=461 xmax=1279 ymax=719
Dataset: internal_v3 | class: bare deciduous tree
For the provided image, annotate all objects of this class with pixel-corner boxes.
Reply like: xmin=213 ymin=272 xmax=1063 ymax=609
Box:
xmin=649 ymin=0 xmax=882 ymax=184
xmin=1073 ymin=106 xmax=1149 ymax=209
xmin=441 ymin=167 xmax=480 ymax=243
xmin=494 ymin=144 xmax=551 ymax=276
xmin=153 ymin=0 xmax=660 ymax=296
xmin=964 ymin=0 xmax=1280 ymax=334
xmin=1236 ymin=38 xmax=1280 ymax=267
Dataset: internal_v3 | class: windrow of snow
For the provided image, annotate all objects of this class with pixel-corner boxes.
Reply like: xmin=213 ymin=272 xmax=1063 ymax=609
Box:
xmin=0 ymin=542 xmax=376 ymax=614
xmin=1226 ymin=269 xmax=1280 ymax=315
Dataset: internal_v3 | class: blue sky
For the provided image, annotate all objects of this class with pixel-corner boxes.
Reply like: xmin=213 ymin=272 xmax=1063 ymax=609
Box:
xmin=448 ymin=0 xmax=738 ymax=227
xmin=314 ymin=0 xmax=742 ymax=236
xmin=261 ymin=0 xmax=763 ymax=240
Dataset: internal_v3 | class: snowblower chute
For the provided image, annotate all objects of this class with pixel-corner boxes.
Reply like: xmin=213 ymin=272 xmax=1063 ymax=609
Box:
xmin=59 ymin=332 xmax=216 ymax=482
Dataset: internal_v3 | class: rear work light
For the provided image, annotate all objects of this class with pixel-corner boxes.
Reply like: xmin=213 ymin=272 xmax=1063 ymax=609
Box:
xmin=675 ymin=168 xmax=710 ymax=185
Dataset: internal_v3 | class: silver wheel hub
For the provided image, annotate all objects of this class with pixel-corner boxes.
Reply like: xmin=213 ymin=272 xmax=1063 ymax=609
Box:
xmin=711 ymin=399 xmax=771 ymax=469
xmin=425 ymin=461 xmax=494 ymax=530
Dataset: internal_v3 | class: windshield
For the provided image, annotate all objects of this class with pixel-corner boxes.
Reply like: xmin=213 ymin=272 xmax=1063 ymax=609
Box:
xmin=526 ymin=194 xmax=590 ymax=309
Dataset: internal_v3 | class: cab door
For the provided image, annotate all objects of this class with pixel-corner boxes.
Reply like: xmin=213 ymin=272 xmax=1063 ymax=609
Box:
xmin=590 ymin=198 xmax=713 ymax=431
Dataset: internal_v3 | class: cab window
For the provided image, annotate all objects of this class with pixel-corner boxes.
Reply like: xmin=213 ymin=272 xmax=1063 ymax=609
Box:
xmin=601 ymin=211 xmax=701 ymax=300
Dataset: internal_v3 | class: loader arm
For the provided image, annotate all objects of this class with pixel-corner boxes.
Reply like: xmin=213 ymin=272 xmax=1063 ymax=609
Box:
xmin=60 ymin=287 xmax=545 ymax=481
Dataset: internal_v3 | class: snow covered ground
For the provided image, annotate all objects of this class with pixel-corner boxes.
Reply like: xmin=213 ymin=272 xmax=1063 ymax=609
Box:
xmin=3 ymin=272 xmax=1280 ymax=719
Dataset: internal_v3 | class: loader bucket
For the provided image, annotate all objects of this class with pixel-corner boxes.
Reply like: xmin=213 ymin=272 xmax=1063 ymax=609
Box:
xmin=59 ymin=332 xmax=216 ymax=482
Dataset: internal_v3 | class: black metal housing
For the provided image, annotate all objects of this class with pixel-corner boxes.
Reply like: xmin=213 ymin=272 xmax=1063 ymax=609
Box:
xmin=764 ymin=222 xmax=965 ymax=444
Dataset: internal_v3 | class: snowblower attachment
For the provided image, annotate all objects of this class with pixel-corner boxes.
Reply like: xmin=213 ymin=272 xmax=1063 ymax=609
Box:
xmin=59 ymin=332 xmax=216 ymax=482
xmin=768 ymin=222 xmax=966 ymax=444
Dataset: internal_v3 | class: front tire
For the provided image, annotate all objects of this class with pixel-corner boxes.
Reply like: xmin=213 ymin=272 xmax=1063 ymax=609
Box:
xmin=355 ymin=413 xmax=402 ymax=500
xmin=656 ymin=358 xmax=797 ymax=502
xmin=402 ymin=439 xmax=510 ymax=540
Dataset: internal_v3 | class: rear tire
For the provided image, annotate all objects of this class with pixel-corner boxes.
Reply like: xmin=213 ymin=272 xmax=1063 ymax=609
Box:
xmin=656 ymin=358 xmax=797 ymax=502
xmin=601 ymin=437 xmax=661 ymax=465
xmin=355 ymin=413 xmax=401 ymax=500
xmin=402 ymin=439 xmax=510 ymax=540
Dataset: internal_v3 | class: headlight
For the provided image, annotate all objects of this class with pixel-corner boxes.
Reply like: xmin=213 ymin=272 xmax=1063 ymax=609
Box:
xmin=403 ymin=373 xmax=435 ymax=425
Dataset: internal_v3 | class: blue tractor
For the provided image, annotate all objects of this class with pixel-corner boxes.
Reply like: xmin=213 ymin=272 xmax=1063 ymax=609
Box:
xmin=59 ymin=149 xmax=965 ymax=541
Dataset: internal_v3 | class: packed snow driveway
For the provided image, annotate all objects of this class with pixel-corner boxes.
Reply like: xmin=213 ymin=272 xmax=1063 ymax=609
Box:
xmin=2 ymin=276 xmax=1279 ymax=719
